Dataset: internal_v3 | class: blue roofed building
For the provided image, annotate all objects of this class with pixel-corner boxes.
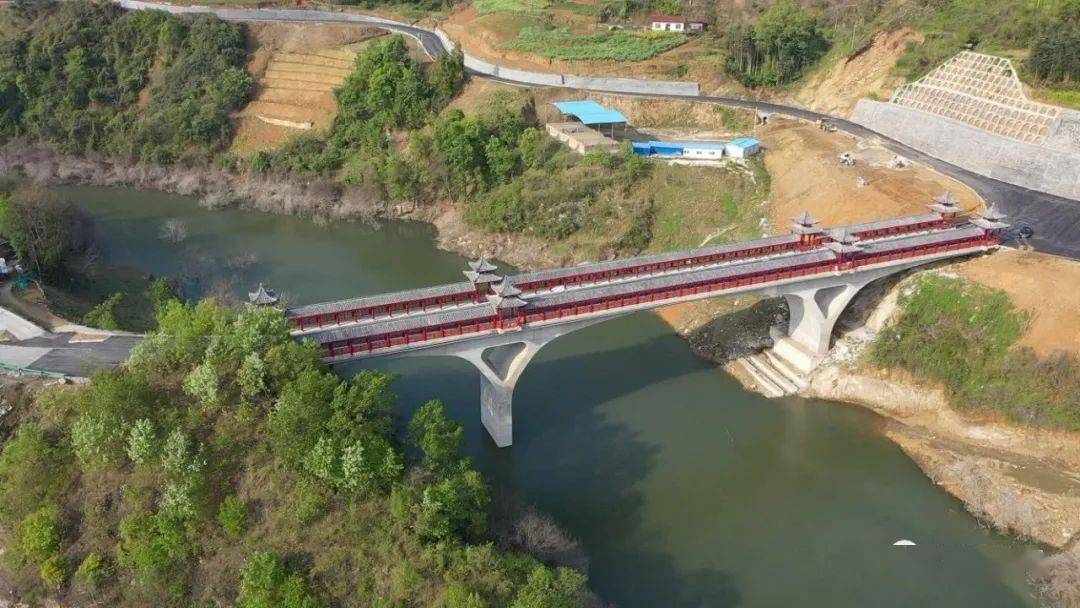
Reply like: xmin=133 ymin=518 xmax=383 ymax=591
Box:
xmin=631 ymin=140 xmax=730 ymax=159
xmin=725 ymin=137 xmax=762 ymax=158
xmin=553 ymin=100 xmax=628 ymax=138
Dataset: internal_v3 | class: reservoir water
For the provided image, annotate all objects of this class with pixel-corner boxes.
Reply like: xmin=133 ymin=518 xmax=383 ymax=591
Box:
xmin=61 ymin=184 xmax=1042 ymax=607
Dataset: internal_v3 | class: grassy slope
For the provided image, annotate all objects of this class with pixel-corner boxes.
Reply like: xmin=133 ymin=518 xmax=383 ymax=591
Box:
xmin=871 ymin=274 xmax=1080 ymax=431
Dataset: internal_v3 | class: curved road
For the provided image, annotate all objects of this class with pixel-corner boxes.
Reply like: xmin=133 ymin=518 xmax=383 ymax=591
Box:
xmin=117 ymin=0 xmax=1079 ymax=259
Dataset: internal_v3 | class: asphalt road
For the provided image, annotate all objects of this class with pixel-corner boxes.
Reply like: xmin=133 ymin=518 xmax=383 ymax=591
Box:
xmin=10 ymin=333 xmax=141 ymax=377
xmin=110 ymin=2 xmax=1079 ymax=259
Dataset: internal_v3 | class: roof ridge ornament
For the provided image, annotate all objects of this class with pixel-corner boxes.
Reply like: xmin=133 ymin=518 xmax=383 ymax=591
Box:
xmin=248 ymin=283 xmax=279 ymax=306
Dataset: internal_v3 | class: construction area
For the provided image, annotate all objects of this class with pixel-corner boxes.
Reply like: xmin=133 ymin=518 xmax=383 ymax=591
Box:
xmin=230 ymin=23 xmax=384 ymax=156
xmin=549 ymin=98 xmax=760 ymax=161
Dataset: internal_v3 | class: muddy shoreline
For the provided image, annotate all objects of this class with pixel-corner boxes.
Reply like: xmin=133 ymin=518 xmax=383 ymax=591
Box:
xmin=4 ymin=142 xmax=1077 ymax=554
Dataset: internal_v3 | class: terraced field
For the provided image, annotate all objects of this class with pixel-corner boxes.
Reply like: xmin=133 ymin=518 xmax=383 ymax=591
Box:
xmin=232 ymin=44 xmax=362 ymax=155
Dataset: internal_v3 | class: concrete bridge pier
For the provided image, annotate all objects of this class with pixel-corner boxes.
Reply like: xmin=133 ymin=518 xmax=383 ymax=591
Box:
xmin=456 ymin=341 xmax=543 ymax=448
xmin=446 ymin=315 xmax=621 ymax=447
xmin=773 ymin=263 xmax=926 ymax=373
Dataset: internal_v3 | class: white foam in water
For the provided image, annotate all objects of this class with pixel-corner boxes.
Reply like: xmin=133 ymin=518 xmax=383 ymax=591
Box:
xmin=893 ymin=539 xmax=917 ymax=546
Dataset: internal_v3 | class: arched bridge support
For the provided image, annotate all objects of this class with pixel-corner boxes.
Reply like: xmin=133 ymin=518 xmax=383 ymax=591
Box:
xmin=770 ymin=261 xmax=928 ymax=373
xmin=385 ymin=315 xmax=624 ymax=447
xmin=455 ymin=340 xmax=545 ymax=447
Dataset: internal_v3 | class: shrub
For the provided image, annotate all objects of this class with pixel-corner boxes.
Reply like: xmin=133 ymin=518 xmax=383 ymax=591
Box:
xmin=74 ymin=552 xmax=108 ymax=588
xmin=872 ymin=275 xmax=1080 ymax=429
xmin=17 ymin=504 xmax=62 ymax=563
xmin=510 ymin=566 xmax=589 ymax=608
xmin=217 ymin=495 xmax=248 ymax=538
xmin=39 ymin=554 xmax=68 ymax=589
xmin=0 ymin=423 xmax=69 ymax=525
xmin=83 ymin=292 xmax=123 ymax=330
xmin=237 ymin=550 xmax=321 ymax=608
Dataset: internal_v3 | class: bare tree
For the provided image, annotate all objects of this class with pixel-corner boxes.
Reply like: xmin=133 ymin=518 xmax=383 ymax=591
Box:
xmin=159 ymin=219 xmax=189 ymax=244
xmin=2 ymin=186 xmax=76 ymax=279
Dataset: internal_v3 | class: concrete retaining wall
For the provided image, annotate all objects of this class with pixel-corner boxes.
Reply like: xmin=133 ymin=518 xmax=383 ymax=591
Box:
xmin=851 ymin=100 xmax=1080 ymax=201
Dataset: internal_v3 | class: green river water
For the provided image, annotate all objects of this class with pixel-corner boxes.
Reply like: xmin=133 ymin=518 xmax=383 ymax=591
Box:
xmin=59 ymin=184 xmax=1045 ymax=607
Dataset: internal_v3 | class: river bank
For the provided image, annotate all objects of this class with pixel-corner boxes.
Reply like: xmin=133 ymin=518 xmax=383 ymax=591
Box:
xmin=660 ymin=263 xmax=1080 ymax=553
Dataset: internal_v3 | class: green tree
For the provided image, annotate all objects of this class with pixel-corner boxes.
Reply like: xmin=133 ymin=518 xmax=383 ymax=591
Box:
xmin=428 ymin=49 xmax=466 ymax=109
xmin=415 ymin=469 xmax=489 ymax=541
xmin=510 ymin=566 xmax=589 ymax=608
xmin=17 ymin=504 xmax=62 ymax=563
xmin=83 ymin=292 xmax=123 ymax=330
xmin=183 ymin=360 xmax=221 ymax=406
xmin=117 ymin=511 xmax=190 ymax=590
xmin=217 ymin=495 xmax=248 ymax=538
xmin=0 ymin=188 xmax=76 ymax=279
xmin=408 ymin=399 xmax=464 ymax=473
xmin=237 ymin=550 xmax=321 ymax=608
xmin=723 ymin=0 xmax=828 ymax=86
xmin=126 ymin=418 xmax=157 ymax=465
xmin=1028 ymin=5 xmax=1080 ymax=83
xmin=238 ymin=352 xmax=269 ymax=401
xmin=71 ymin=413 xmax=126 ymax=467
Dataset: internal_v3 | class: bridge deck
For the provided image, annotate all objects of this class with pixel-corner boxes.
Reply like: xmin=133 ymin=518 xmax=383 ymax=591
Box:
xmin=307 ymin=224 xmax=993 ymax=359
xmin=287 ymin=213 xmax=958 ymax=333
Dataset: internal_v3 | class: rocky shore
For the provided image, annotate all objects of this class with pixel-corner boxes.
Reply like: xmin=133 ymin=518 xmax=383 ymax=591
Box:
xmin=662 ymin=272 xmax=1080 ymax=552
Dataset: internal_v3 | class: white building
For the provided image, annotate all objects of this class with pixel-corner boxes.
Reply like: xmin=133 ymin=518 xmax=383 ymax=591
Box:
xmin=725 ymin=137 xmax=762 ymax=159
xmin=650 ymin=14 xmax=686 ymax=32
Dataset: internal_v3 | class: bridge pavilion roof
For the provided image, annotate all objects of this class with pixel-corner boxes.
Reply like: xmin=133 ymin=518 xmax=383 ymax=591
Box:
xmin=837 ymin=213 xmax=942 ymax=235
xmin=513 ymin=234 xmax=800 ymax=288
xmin=304 ymin=305 xmax=492 ymax=344
xmin=288 ymin=281 xmax=472 ymax=318
xmin=468 ymin=257 xmax=498 ymax=273
xmin=529 ymin=249 xmax=836 ymax=309
xmin=860 ymin=225 xmax=984 ymax=253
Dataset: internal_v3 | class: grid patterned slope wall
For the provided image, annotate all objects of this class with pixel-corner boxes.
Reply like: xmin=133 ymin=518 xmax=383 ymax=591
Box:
xmin=891 ymin=51 xmax=1060 ymax=144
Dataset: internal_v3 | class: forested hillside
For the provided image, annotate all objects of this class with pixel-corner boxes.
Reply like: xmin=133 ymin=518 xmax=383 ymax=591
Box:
xmin=0 ymin=301 xmax=593 ymax=606
xmin=0 ymin=2 xmax=252 ymax=162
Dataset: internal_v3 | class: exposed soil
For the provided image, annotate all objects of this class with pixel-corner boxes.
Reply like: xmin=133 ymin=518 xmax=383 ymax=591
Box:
xmin=955 ymin=249 xmax=1080 ymax=356
xmin=789 ymin=29 xmax=923 ymax=117
xmin=758 ymin=116 xmax=983 ymax=230
xmin=231 ymin=22 xmax=385 ymax=156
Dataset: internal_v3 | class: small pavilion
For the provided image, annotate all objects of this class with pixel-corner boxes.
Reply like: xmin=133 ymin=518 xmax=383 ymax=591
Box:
xmin=464 ymin=257 xmax=502 ymax=296
xmin=928 ymin=191 xmax=961 ymax=220
xmin=248 ymin=283 xmax=279 ymax=306
xmin=790 ymin=211 xmax=824 ymax=247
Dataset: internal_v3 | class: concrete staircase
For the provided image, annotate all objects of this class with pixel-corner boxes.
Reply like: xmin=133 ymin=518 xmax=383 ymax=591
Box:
xmin=736 ymin=344 xmax=811 ymax=399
